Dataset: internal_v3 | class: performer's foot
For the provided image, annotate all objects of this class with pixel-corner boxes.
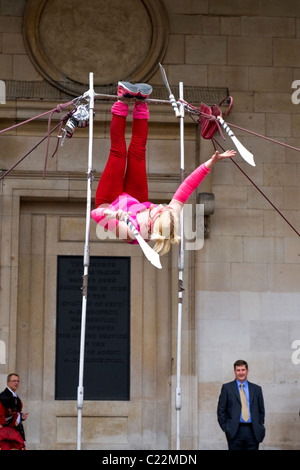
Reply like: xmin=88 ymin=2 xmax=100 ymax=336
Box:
xmin=135 ymin=83 xmax=153 ymax=99
xmin=118 ymin=81 xmax=138 ymax=98
xmin=118 ymin=81 xmax=152 ymax=99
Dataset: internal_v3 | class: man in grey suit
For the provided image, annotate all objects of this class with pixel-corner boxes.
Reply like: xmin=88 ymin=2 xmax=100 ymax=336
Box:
xmin=217 ymin=359 xmax=265 ymax=450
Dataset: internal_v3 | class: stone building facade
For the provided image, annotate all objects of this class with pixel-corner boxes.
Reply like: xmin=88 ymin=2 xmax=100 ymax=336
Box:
xmin=0 ymin=0 xmax=299 ymax=450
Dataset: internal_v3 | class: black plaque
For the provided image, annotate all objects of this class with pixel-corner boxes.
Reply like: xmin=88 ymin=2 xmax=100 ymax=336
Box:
xmin=55 ymin=256 xmax=130 ymax=400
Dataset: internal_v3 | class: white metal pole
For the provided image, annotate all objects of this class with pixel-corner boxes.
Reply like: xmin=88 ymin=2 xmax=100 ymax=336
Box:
xmin=77 ymin=72 xmax=94 ymax=450
xmin=176 ymin=82 xmax=185 ymax=450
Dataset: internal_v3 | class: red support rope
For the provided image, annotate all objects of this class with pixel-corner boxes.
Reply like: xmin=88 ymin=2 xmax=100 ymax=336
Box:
xmin=212 ymin=137 xmax=300 ymax=238
xmin=180 ymin=98 xmax=300 ymax=238
xmin=0 ymin=101 xmax=75 ymax=180
xmin=0 ymin=101 xmax=74 ymax=136
xmin=226 ymin=121 xmax=300 ymax=154
xmin=0 ymin=121 xmax=62 ymax=181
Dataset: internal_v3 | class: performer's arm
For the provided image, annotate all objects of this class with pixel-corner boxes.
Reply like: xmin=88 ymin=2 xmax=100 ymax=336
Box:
xmin=169 ymin=150 xmax=236 ymax=214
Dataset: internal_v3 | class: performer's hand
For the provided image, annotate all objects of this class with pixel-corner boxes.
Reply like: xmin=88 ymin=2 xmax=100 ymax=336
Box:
xmin=103 ymin=209 xmax=118 ymax=220
xmin=103 ymin=209 xmax=131 ymax=222
xmin=204 ymin=149 xmax=236 ymax=170
xmin=212 ymin=149 xmax=236 ymax=162
xmin=115 ymin=210 xmax=131 ymax=222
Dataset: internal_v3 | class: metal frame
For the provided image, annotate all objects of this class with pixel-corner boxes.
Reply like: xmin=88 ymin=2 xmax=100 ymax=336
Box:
xmin=77 ymin=73 xmax=95 ymax=450
xmin=76 ymin=73 xmax=186 ymax=450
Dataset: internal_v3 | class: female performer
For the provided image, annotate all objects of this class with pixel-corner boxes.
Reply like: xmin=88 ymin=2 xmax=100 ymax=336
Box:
xmin=91 ymin=82 xmax=236 ymax=255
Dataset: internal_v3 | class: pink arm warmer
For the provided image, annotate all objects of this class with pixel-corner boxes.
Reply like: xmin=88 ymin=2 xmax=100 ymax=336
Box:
xmin=172 ymin=163 xmax=210 ymax=204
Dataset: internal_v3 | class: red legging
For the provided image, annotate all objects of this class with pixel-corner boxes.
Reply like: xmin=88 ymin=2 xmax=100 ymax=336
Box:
xmin=95 ymin=114 xmax=149 ymax=208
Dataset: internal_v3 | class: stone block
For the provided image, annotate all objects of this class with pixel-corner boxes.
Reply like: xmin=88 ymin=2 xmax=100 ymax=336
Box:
xmin=224 ymin=92 xmax=254 ymax=113
xmin=260 ymin=0 xmax=300 ymax=17
xmin=0 ymin=53 xmax=12 ymax=79
xmin=197 ymin=318 xmax=250 ymax=350
xmin=249 ymin=66 xmax=293 ymax=93
xmin=209 ymin=0 xmax=259 ymax=16
xmin=240 ymin=291 xmax=261 ymax=320
xmin=241 ymin=17 xmax=295 ymax=37
xmin=164 ymin=34 xmax=185 ymax=64
xmin=265 ymin=113 xmax=291 ymax=138
xmin=268 ymin=263 xmax=300 ymax=292
xmin=231 ymin=262 xmax=268 ymax=291
xmin=202 ymin=16 xmax=220 ymax=36
xmin=284 ymin=187 xmax=300 ymax=211
xmin=186 ymin=35 xmax=227 ymax=65
xmin=224 ymin=111 xmax=266 ymax=134
xmin=12 ymin=54 xmax=41 ymax=81
xmin=195 ymin=260 xmax=232 ymax=291
xmin=262 ymin=290 xmax=300 ymax=320
xmin=284 ymin=236 xmax=300 ymax=263
xmin=250 ymin=320 xmax=290 ymax=352
xmin=208 ymin=65 xmax=248 ymax=91
xmin=197 ymin=235 xmax=243 ymax=264
xmin=228 ymin=37 xmax=272 ymax=66
xmin=0 ymin=16 xmax=22 ymax=33
xmin=247 ymin=185 xmax=284 ymax=211
xmin=168 ymin=64 xmax=207 ymax=87
xmin=291 ymin=114 xmax=300 ymax=137
xmin=2 ymin=32 xmax=26 ymax=54
xmin=211 ymin=208 xmax=264 ymax=236
xmin=213 ymin=184 xmax=248 ymax=209
xmin=191 ymin=0 xmax=208 ymax=15
xmin=286 ymin=138 xmax=300 ymax=162
xmin=148 ymin=138 xmax=195 ymax=174
xmin=168 ymin=13 xmax=203 ymax=35
xmin=243 ymin=236 xmax=284 ymax=264
xmin=274 ymin=38 xmax=300 ymax=67
xmin=263 ymin=162 xmax=298 ymax=187
xmin=196 ymin=290 xmax=240 ymax=320
xmin=220 ymin=17 xmax=241 ymax=36
xmin=57 ymin=416 xmax=128 ymax=444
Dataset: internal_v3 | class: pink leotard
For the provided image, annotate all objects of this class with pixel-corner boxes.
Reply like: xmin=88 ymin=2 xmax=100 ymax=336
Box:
xmin=91 ymin=193 xmax=155 ymax=244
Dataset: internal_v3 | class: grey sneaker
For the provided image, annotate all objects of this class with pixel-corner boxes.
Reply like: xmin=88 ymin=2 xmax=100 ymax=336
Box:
xmin=118 ymin=81 xmax=152 ymax=99
xmin=136 ymin=83 xmax=153 ymax=99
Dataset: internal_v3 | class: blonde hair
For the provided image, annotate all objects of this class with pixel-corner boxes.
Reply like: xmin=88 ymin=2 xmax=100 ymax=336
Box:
xmin=150 ymin=206 xmax=180 ymax=255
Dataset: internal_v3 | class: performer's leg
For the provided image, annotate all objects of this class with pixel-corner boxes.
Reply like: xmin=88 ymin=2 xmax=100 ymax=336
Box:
xmin=95 ymin=102 xmax=128 ymax=207
xmin=124 ymin=102 xmax=149 ymax=202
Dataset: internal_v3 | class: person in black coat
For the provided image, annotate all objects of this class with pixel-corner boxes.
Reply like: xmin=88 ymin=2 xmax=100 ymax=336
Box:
xmin=0 ymin=373 xmax=28 ymax=442
xmin=217 ymin=360 xmax=265 ymax=450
